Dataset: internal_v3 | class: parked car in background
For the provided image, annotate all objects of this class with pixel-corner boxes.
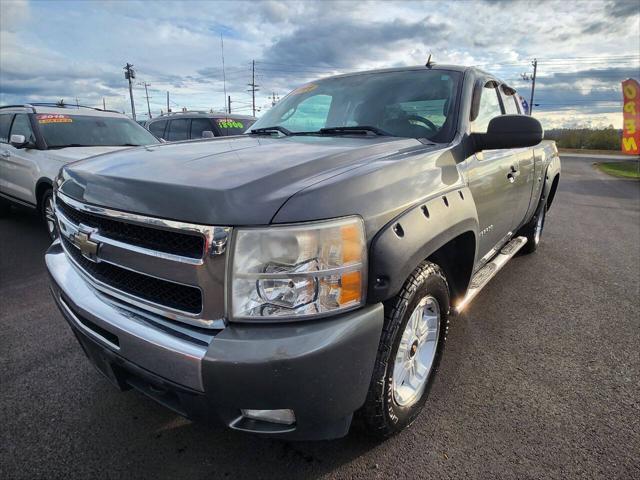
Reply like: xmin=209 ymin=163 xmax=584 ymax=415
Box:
xmin=146 ymin=111 xmax=256 ymax=141
xmin=0 ymin=104 xmax=160 ymax=239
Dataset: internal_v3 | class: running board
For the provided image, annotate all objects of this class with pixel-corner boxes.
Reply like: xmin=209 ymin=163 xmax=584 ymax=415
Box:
xmin=456 ymin=236 xmax=528 ymax=312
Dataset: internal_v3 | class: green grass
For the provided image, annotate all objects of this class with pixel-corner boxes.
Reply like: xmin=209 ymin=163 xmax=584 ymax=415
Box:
xmin=595 ymin=161 xmax=640 ymax=180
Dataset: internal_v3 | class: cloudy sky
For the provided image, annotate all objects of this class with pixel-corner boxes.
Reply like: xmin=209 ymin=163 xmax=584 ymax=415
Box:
xmin=1 ymin=0 xmax=639 ymax=128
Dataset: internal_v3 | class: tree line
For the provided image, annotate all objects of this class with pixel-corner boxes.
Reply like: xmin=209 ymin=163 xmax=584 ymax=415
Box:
xmin=544 ymin=127 xmax=622 ymax=151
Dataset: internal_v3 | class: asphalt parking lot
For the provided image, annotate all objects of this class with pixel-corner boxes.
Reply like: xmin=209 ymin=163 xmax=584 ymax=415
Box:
xmin=1 ymin=156 xmax=638 ymax=479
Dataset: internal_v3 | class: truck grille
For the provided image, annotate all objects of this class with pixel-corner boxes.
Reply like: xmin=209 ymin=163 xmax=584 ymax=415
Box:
xmin=54 ymin=192 xmax=230 ymax=329
xmin=56 ymin=197 xmax=205 ymax=259
xmin=61 ymin=237 xmax=203 ymax=314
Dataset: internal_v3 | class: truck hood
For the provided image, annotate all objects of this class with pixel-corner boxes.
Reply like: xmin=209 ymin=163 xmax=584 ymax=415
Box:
xmin=59 ymin=135 xmax=434 ymax=225
xmin=47 ymin=146 xmax=130 ymax=163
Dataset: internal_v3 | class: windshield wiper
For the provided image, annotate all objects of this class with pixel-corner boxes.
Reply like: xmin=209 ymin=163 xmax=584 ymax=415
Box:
xmin=318 ymin=126 xmax=393 ymax=136
xmin=249 ymin=126 xmax=292 ymax=136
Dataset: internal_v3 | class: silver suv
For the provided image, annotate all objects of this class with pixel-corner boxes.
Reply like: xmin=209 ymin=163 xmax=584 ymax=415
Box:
xmin=0 ymin=104 xmax=160 ymax=238
xmin=146 ymin=111 xmax=256 ymax=141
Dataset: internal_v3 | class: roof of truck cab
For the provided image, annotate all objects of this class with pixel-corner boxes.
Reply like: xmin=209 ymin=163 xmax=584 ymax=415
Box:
xmin=314 ymin=64 xmax=474 ymax=80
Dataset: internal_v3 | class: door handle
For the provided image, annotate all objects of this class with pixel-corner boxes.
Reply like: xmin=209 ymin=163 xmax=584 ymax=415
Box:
xmin=0 ymin=151 xmax=10 ymax=158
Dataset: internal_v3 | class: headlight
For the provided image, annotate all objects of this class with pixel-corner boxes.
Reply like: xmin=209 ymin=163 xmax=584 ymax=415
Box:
xmin=230 ymin=216 xmax=367 ymax=320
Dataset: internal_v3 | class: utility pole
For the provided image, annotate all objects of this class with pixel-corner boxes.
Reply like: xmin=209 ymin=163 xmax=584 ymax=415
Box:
xmin=529 ymin=58 xmax=537 ymax=116
xmin=228 ymin=95 xmax=231 ymax=114
xmin=269 ymin=91 xmax=279 ymax=107
xmin=247 ymin=60 xmax=260 ymax=117
xmin=139 ymin=81 xmax=152 ymax=119
xmin=102 ymin=98 xmax=106 ymax=110
xmin=124 ymin=63 xmax=136 ymax=120
xmin=75 ymin=97 xmax=79 ymax=108
xmin=166 ymin=91 xmax=171 ymax=113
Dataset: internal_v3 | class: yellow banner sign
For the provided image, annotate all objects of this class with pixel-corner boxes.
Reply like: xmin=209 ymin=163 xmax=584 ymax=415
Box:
xmin=621 ymin=79 xmax=640 ymax=155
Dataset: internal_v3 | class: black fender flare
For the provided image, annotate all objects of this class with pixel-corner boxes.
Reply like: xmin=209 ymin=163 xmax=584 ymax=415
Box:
xmin=367 ymin=186 xmax=478 ymax=303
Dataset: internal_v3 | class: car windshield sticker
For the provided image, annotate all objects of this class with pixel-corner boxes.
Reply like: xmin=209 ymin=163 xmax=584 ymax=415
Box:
xmin=217 ymin=119 xmax=244 ymax=129
xmin=37 ymin=114 xmax=73 ymax=124
xmin=292 ymin=83 xmax=318 ymax=95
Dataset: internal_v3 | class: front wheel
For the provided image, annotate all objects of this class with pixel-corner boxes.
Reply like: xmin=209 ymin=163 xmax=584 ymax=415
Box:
xmin=40 ymin=188 xmax=58 ymax=241
xmin=360 ymin=261 xmax=449 ymax=438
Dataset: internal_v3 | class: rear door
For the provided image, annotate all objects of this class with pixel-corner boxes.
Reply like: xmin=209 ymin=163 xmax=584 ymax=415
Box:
xmin=466 ymin=81 xmax=521 ymax=263
xmin=499 ymin=85 xmax=536 ymax=232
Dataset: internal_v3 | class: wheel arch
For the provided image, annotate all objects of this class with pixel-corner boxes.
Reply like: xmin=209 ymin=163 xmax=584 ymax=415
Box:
xmin=368 ymin=187 xmax=478 ymax=305
xmin=35 ymin=177 xmax=53 ymax=210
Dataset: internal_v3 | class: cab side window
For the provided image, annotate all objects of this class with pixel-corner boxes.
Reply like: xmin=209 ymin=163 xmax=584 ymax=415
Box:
xmin=10 ymin=114 xmax=36 ymax=144
xmin=0 ymin=114 xmax=13 ymax=143
xmin=500 ymin=87 xmax=520 ymax=115
xmin=471 ymin=84 xmax=503 ymax=133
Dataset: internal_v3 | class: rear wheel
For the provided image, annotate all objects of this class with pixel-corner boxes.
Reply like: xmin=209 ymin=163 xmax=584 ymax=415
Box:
xmin=40 ymin=188 xmax=58 ymax=240
xmin=360 ymin=261 xmax=449 ymax=438
xmin=519 ymin=197 xmax=546 ymax=254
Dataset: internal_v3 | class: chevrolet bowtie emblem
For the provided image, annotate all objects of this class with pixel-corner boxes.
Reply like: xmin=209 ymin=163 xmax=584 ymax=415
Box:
xmin=71 ymin=228 xmax=100 ymax=262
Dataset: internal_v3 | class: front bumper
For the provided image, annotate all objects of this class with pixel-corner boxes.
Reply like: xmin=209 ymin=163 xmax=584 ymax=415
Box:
xmin=46 ymin=241 xmax=384 ymax=440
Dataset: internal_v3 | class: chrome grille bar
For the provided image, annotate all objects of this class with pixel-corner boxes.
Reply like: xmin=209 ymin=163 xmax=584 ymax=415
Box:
xmin=54 ymin=191 xmax=229 ymax=329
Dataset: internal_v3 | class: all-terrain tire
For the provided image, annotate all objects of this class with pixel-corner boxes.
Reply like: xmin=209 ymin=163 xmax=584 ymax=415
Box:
xmin=360 ymin=260 xmax=450 ymax=438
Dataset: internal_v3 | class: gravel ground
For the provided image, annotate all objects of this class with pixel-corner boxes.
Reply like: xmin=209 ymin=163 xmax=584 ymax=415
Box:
xmin=1 ymin=156 xmax=638 ymax=479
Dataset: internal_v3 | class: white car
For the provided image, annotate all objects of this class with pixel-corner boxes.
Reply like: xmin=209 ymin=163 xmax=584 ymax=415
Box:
xmin=0 ymin=104 xmax=160 ymax=238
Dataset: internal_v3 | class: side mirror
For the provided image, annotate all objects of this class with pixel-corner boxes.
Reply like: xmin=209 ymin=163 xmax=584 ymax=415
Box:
xmin=202 ymin=130 xmax=215 ymax=138
xmin=9 ymin=134 xmax=27 ymax=148
xmin=471 ymin=114 xmax=543 ymax=152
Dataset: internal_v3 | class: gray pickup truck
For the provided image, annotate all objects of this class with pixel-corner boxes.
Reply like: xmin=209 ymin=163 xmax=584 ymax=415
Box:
xmin=46 ymin=65 xmax=560 ymax=440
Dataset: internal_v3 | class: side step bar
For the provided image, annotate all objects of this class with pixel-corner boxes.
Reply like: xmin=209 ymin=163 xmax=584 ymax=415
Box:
xmin=456 ymin=236 xmax=528 ymax=312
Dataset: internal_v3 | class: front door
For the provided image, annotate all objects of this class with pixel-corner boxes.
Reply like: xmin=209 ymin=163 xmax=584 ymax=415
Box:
xmin=0 ymin=113 xmax=39 ymax=205
xmin=466 ymin=82 xmax=521 ymax=264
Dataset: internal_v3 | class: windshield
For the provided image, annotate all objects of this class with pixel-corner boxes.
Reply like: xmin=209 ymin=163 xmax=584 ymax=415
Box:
xmin=36 ymin=114 xmax=160 ymax=148
xmin=251 ymin=69 xmax=461 ymax=142
xmin=215 ymin=117 xmax=256 ymax=136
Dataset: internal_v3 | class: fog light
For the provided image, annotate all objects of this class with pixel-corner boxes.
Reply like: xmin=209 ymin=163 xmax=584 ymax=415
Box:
xmin=241 ymin=409 xmax=296 ymax=425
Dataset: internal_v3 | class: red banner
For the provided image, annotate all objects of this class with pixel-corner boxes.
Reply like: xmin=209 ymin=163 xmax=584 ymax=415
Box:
xmin=621 ymin=79 xmax=640 ymax=155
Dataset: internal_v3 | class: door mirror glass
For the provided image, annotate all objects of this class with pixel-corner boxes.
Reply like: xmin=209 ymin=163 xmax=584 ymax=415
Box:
xmin=9 ymin=134 xmax=27 ymax=148
xmin=471 ymin=114 xmax=543 ymax=152
xmin=202 ymin=130 xmax=215 ymax=138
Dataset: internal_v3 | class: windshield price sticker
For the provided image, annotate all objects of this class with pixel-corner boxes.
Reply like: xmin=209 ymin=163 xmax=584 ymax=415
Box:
xmin=37 ymin=114 xmax=73 ymax=124
xmin=217 ymin=119 xmax=244 ymax=129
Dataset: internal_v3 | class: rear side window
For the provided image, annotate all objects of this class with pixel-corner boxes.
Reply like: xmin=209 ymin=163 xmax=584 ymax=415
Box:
xmin=10 ymin=114 xmax=36 ymax=143
xmin=166 ymin=119 xmax=190 ymax=141
xmin=0 ymin=114 xmax=13 ymax=143
xmin=471 ymin=84 xmax=503 ymax=133
xmin=148 ymin=120 xmax=167 ymax=138
xmin=215 ymin=117 xmax=255 ymax=136
xmin=190 ymin=118 xmax=215 ymax=139
xmin=500 ymin=88 xmax=519 ymax=115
